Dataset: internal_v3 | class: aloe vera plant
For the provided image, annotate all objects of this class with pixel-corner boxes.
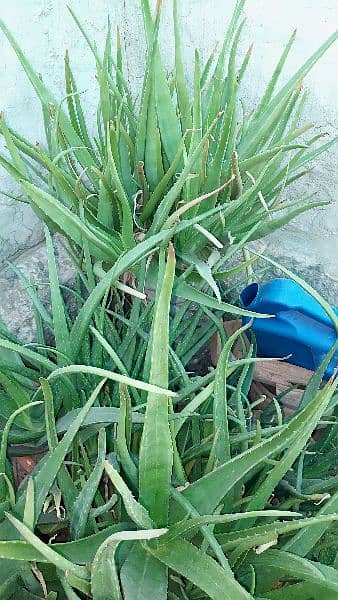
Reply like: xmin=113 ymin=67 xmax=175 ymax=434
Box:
xmin=0 ymin=219 xmax=263 ymax=441
xmin=0 ymin=236 xmax=337 ymax=598
xmin=0 ymin=0 xmax=336 ymax=303
xmin=0 ymin=2 xmax=337 ymax=599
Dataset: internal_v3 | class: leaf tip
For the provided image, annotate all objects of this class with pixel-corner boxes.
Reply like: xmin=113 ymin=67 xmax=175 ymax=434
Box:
xmin=168 ymin=241 xmax=175 ymax=261
xmin=155 ymin=0 xmax=163 ymax=17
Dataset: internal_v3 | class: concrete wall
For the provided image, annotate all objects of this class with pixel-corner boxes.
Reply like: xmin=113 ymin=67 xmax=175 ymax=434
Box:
xmin=0 ymin=1 xmax=337 ymax=331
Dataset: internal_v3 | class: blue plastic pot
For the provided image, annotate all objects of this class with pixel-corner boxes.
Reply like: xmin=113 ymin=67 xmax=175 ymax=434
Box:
xmin=240 ymin=278 xmax=338 ymax=378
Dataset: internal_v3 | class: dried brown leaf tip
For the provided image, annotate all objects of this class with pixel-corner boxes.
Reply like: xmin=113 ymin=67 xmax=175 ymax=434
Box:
xmin=168 ymin=241 xmax=175 ymax=261
xmin=155 ymin=0 xmax=163 ymax=18
xmin=247 ymin=43 xmax=253 ymax=57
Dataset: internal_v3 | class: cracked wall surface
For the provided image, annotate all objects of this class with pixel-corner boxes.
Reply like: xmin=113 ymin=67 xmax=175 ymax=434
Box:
xmin=0 ymin=0 xmax=337 ymax=335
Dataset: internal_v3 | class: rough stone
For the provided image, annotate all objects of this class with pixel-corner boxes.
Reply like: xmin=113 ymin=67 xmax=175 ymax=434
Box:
xmin=0 ymin=237 xmax=75 ymax=342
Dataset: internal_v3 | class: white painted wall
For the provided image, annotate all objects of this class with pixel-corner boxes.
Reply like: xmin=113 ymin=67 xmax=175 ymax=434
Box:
xmin=0 ymin=1 xmax=337 ymax=284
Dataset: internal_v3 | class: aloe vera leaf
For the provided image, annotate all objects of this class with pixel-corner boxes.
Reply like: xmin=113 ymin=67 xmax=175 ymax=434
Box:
xmin=116 ymin=26 xmax=123 ymax=96
xmin=141 ymin=0 xmax=182 ymax=165
xmin=19 ymin=180 xmax=118 ymax=261
xmin=288 ymin=92 xmax=309 ymax=136
xmin=270 ymin=88 xmax=301 ymax=146
xmin=70 ymin=428 xmax=106 ymax=540
xmin=139 ymin=244 xmax=175 ymax=526
xmin=67 ymin=7 xmax=136 ymax=131
xmin=156 ymin=510 xmax=298 ymax=546
xmin=149 ymin=116 xmax=221 ymax=233
xmin=141 ymin=134 xmax=186 ymax=222
xmin=207 ymin=0 xmax=245 ymax=126
xmin=52 ymin=408 xmax=144 ymax=440
xmin=247 ymin=200 xmax=330 ymax=240
xmin=35 ymin=145 xmax=79 ymax=209
xmin=263 ymin=134 xmax=335 ymax=197
xmin=170 ymin=484 xmax=232 ymax=574
xmin=250 ymin=549 xmax=338 ymax=593
xmin=134 ymin=35 xmax=157 ymax=172
xmin=0 ymin=152 xmax=25 ymax=183
xmin=64 ymin=50 xmax=81 ymax=139
xmin=174 ymin=281 xmax=270 ymax=319
xmin=229 ymin=150 xmax=284 ymax=223
xmin=5 ymin=512 xmax=88 ymax=581
xmin=0 ymin=19 xmax=97 ymax=175
xmin=174 ymin=383 xmax=214 ymax=437
xmin=0 ymin=524 xmax=133 ymax=564
xmin=182 ymin=323 xmax=217 ymax=366
xmin=173 ymin=0 xmax=192 ymax=137
xmin=145 ymin=536 xmax=252 ymax=600
xmin=238 ymin=142 xmax=307 ymax=174
xmin=293 ymin=134 xmax=338 ymax=170
xmin=200 ymin=43 xmax=218 ymax=89
xmin=179 ymin=253 xmax=221 ymax=301
xmin=145 ymin=89 xmax=164 ymax=190
xmin=262 ymin=582 xmax=337 ymax=600
xmin=0 ymin=401 xmax=42 ymax=502
xmin=85 ymin=213 xmax=122 ymax=257
xmin=97 ymin=179 xmax=114 ymax=228
xmin=178 ymin=375 xmax=337 ymax=517
xmin=120 ymin=542 xmax=168 ymax=600
xmin=57 ymin=573 xmax=83 ymax=599
xmin=30 ymin=280 xmax=47 ymax=358
xmin=204 ymin=22 xmax=244 ymax=195
xmin=104 ymin=461 xmax=153 ymax=529
xmin=5 ymin=125 xmax=44 ymax=165
xmin=255 ymin=29 xmax=297 ymax=119
xmin=265 ymin=29 xmax=338 ymax=115
xmin=0 ymin=573 xmax=21 ymax=599
xmin=0 ymin=113 xmax=27 ymax=177
xmin=119 ymin=121 xmax=135 ymax=165
xmin=186 ymin=49 xmax=203 ymax=205
xmin=217 ymin=513 xmax=338 ymax=551
xmin=106 ymin=123 xmax=134 ymax=249
xmin=244 ymin=30 xmax=338 ymax=146
xmin=214 ymin=256 xmax=258 ymax=281
xmin=238 ymin=43 xmax=253 ymax=83
xmin=45 ymin=228 xmax=70 ymax=362
xmin=235 ymin=379 xmax=337 ymax=531
xmin=282 ymin=488 xmax=338 ymax=556
xmin=90 ymin=327 xmax=140 ymax=404
xmin=49 ymin=364 xmax=176 ymax=398
xmin=134 ymin=9 xmax=158 ymax=172
xmin=0 ymin=338 xmax=55 ymax=372
xmin=67 ymin=228 xmax=173 ymax=359
xmin=240 ymin=90 xmax=294 ymax=158
xmin=214 ymin=322 xmax=252 ymax=466
xmin=300 ymin=341 xmax=338 ymax=411
xmin=99 ymin=24 xmax=114 ymax=135
xmin=39 ymin=378 xmax=78 ymax=516
xmin=117 ymin=385 xmax=138 ymax=486
xmin=92 ymin=529 xmax=166 ymax=600
xmin=12 ymin=379 xmax=107 ymax=525
xmin=112 ymin=265 xmax=150 ymax=371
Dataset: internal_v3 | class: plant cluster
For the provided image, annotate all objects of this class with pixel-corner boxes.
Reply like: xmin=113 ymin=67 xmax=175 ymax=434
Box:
xmin=0 ymin=1 xmax=337 ymax=599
